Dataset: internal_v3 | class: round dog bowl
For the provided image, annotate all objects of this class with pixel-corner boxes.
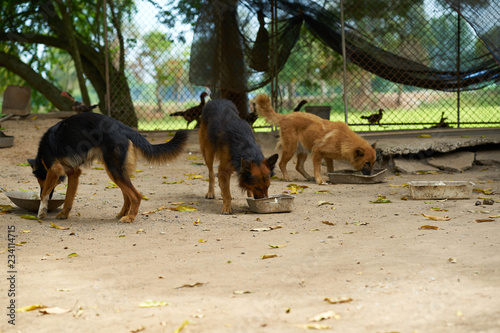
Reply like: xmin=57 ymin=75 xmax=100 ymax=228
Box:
xmin=4 ymin=191 xmax=65 ymax=212
xmin=247 ymin=194 xmax=295 ymax=214
xmin=0 ymin=131 xmax=14 ymax=148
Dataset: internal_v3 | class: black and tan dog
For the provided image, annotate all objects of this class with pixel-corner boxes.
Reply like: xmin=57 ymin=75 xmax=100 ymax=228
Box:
xmin=28 ymin=112 xmax=188 ymax=222
xmin=199 ymin=99 xmax=278 ymax=214
xmin=255 ymin=94 xmax=376 ymax=184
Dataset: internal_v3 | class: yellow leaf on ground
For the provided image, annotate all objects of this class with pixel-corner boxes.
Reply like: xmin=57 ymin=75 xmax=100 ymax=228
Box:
xmin=324 ymin=296 xmax=353 ymax=304
xmin=261 ymin=254 xmax=278 ymax=259
xmin=298 ymin=323 xmax=331 ymax=330
xmin=309 ymin=310 xmax=341 ymax=322
xmin=138 ymin=300 xmax=169 ymax=308
xmin=20 ymin=214 xmax=39 ymax=220
xmin=176 ymin=205 xmax=197 ymax=212
xmin=174 ymin=320 xmax=190 ymax=333
xmin=16 ymin=304 xmax=47 ymax=312
xmin=19 ymin=230 xmax=31 ymax=233
xmin=419 ymin=225 xmax=439 ymax=230
xmin=50 ymin=222 xmax=69 ymax=230
xmin=269 ymin=244 xmax=286 ymax=248
xmin=421 ymin=213 xmax=450 ymax=221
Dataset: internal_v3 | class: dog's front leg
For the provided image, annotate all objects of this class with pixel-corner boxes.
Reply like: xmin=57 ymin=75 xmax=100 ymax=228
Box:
xmin=218 ymin=168 xmax=233 ymax=214
xmin=57 ymin=168 xmax=81 ymax=219
xmin=38 ymin=164 xmax=65 ymax=219
xmin=296 ymin=152 xmax=314 ymax=181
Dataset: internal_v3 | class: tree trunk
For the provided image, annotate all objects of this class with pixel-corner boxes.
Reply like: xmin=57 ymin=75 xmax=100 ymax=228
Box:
xmin=0 ymin=51 xmax=73 ymax=110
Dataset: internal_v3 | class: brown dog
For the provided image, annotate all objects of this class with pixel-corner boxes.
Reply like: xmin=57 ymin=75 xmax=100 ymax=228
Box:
xmin=199 ymin=99 xmax=278 ymax=214
xmin=255 ymin=94 xmax=376 ymax=184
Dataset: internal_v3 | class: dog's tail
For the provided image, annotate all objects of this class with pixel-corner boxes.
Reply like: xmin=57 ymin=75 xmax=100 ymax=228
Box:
xmin=255 ymin=94 xmax=281 ymax=126
xmin=129 ymin=130 xmax=189 ymax=164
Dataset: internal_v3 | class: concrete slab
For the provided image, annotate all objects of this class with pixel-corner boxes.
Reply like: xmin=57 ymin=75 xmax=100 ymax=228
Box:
xmin=428 ymin=151 xmax=475 ymax=172
xmin=475 ymin=150 xmax=500 ymax=165
xmin=393 ymin=157 xmax=440 ymax=174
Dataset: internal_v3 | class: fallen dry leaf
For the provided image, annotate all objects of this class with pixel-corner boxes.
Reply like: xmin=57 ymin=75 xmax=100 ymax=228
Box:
xmin=176 ymin=282 xmax=205 ymax=289
xmin=174 ymin=320 xmax=190 ymax=333
xmin=475 ymin=219 xmax=495 ymax=223
xmin=138 ymin=300 xmax=169 ymax=308
xmin=261 ymin=254 xmax=278 ymax=259
xmin=419 ymin=225 xmax=439 ymax=230
xmin=309 ymin=310 xmax=341 ymax=322
xmin=421 ymin=213 xmax=450 ymax=221
xmin=269 ymin=244 xmax=286 ymax=248
xmin=131 ymin=326 xmax=146 ymax=333
xmin=16 ymin=304 xmax=47 ymax=312
xmin=39 ymin=307 xmax=71 ymax=315
xmin=324 ymin=296 xmax=353 ymax=304
xmin=20 ymin=214 xmax=39 ymax=221
xmin=233 ymin=290 xmax=252 ymax=295
xmin=50 ymin=222 xmax=69 ymax=230
xmin=322 ymin=221 xmax=335 ymax=226
xmin=298 ymin=323 xmax=330 ymax=330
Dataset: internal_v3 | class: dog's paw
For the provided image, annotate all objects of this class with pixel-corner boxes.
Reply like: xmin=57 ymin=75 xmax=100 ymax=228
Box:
xmin=205 ymin=192 xmax=215 ymax=199
xmin=119 ymin=216 xmax=135 ymax=223
xmin=55 ymin=212 xmax=69 ymax=219
xmin=221 ymin=207 xmax=233 ymax=215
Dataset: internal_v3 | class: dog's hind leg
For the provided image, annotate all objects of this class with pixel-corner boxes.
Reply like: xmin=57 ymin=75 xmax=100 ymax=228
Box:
xmin=116 ymin=190 xmax=131 ymax=219
xmin=114 ymin=178 xmax=142 ymax=223
xmin=56 ymin=168 xmax=82 ymax=219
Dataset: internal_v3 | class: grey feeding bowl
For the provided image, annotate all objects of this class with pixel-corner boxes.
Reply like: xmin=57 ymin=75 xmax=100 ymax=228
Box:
xmin=247 ymin=194 xmax=295 ymax=213
xmin=408 ymin=181 xmax=474 ymax=200
xmin=4 ymin=191 xmax=65 ymax=212
xmin=0 ymin=131 xmax=14 ymax=148
xmin=328 ymin=168 xmax=387 ymax=184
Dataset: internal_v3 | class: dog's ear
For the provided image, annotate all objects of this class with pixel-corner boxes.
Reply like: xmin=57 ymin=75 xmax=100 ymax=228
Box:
xmin=27 ymin=159 xmax=36 ymax=171
xmin=371 ymin=142 xmax=377 ymax=149
xmin=355 ymin=148 xmax=365 ymax=157
xmin=265 ymin=154 xmax=279 ymax=170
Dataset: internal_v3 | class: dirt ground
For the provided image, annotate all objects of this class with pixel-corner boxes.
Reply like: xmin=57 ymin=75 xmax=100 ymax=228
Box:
xmin=1 ymin=116 xmax=499 ymax=333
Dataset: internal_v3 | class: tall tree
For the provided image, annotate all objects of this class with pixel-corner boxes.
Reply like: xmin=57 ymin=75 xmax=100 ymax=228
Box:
xmin=0 ymin=0 xmax=138 ymax=127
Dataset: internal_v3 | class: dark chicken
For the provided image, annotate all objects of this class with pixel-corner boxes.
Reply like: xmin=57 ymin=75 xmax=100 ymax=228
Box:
xmin=170 ymin=92 xmax=208 ymax=128
xmin=293 ymin=99 xmax=308 ymax=112
xmin=61 ymin=91 xmax=98 ymax=113
xmin=361 ymin=108 xmax=384 ymax=125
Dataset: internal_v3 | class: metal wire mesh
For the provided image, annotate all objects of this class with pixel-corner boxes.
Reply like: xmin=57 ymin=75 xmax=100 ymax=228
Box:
xmin=108 ymin=0 xmax=500 ymax=132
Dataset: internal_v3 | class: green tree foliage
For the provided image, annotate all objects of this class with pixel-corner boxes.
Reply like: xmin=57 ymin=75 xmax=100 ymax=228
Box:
xmin=0 ymin=0 xmax=138 ymax=127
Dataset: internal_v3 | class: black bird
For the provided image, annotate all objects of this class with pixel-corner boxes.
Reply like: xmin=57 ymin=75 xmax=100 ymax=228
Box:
xmin=361 ymin=108 xmax=384 ymax=126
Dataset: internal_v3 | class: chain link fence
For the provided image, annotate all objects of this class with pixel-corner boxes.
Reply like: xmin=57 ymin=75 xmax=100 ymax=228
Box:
xmin=108 ymin=0 xmax=500 ymax=132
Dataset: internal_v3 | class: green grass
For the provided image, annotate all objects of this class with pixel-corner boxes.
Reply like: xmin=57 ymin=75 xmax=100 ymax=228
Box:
xmin=138 ymin=103 xmax=499 ymax=133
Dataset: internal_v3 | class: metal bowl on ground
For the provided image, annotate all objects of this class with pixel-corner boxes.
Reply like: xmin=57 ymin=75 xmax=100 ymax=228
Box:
xmin=3 ymin=191 xmax=65 ymax=212
xmin=247 ymin=194 xmax=295 ymax=213
xmin=0 ymin=131 xmax=14 ymax=148
xmin=327 ymin=168 xmax=387 ymax=184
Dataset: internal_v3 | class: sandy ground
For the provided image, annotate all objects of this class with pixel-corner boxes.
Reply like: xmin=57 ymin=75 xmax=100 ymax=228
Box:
xmin=1 ymin=116 xmax=499 ymax=333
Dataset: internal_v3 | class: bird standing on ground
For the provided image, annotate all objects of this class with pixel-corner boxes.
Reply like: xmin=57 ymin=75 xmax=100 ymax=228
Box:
xmin=293 ymin=99 xmax=308 ymax=112
xmin=170 ymin=92 xmax=208 ymax=128
xmin=361 ymin=108 xmax=384 ymax=126
xmin=431 ymin=112 xmax=451 ymax=128
xmin=61 ymin=91 xmax=98 ymax=113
